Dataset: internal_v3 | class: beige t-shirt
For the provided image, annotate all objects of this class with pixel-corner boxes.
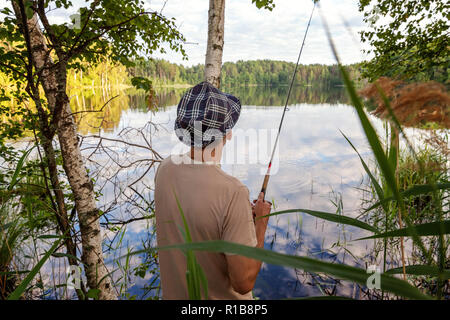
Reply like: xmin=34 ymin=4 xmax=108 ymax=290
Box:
xmin=154 ymin=154 xmax=258 ymax=300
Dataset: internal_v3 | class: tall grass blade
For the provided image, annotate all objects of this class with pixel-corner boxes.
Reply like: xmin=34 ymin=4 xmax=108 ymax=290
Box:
xmin=7 ymin=236 xmax=63 ymax=300
xmin=262 ymin=209 xmax=379 ymax=233
xmin=364 ymin=183 xmax=450 ymax=213
xmin=0 ymin=222 xmax=14 ymax=232
xmin=154 ymin=240 xmax=431 ymax=300
xmin=340 ymin=131 xmax=385 ymax=205
xmin=355 ymin=220 xmax=450 ymax=240
xmin=386 ymin=265 xmax=450 ymax=279
xmin=7 ymin=147 xmax=34 ymax=191
xmin=318 ymin=2 xmax=402 ymax=204
xmin=173 ymin=192 xmax=208 ymax=300
xmin=318 ymin=6 xmax=427 ymax=268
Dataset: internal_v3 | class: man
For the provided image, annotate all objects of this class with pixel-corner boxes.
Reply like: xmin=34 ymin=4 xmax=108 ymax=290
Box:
xmin=154 ymin=81 xmax=272 ymax=299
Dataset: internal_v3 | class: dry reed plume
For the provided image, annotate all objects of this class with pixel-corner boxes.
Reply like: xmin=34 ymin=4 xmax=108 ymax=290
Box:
xmin=359 ymin=77 xmax=450 ymax=129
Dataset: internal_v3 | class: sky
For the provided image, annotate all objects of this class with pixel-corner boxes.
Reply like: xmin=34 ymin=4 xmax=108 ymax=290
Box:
xmin=0 ymin=0 xmax=373 ymax=66
xmin=146 ymin=0 xmax=372 ymax=66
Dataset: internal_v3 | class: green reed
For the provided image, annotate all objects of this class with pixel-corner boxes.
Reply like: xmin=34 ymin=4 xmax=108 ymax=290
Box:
xmin=124 ymin=9 xmax=450 ymax=300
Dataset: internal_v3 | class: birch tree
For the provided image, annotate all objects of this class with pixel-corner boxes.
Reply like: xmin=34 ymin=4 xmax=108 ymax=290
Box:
xmin=204 ymin=0 xmax=275 ymax=88
xmin=0 ymin=0 xmax=185 ymax=299
xmin=205 ymin=0 xmax=225 ymax=88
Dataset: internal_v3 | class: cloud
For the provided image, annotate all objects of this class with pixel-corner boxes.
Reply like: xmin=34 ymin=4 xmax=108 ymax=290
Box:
xmin=0 ymin=0 xmax=372 ymax=65
xmin=148 ymin=0 xmax=372 ymax=66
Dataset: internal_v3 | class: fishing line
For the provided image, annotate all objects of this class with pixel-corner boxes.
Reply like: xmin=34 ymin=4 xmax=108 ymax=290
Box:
xmin=260 ymin=0 xmax=317 ymax=197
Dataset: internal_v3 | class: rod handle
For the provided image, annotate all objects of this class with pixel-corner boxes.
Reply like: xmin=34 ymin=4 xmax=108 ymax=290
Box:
xmin=260 ymin=173 xmax=270 ymax=199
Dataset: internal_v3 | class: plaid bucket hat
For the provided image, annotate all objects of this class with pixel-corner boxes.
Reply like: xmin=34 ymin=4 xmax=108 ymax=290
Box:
xmin=174 ymin=81 xmax=241 ymax=148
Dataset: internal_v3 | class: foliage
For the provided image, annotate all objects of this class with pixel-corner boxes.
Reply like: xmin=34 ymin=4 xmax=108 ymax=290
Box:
xmin=0 ymin=145 xmax=70 ymax=230
xmin=0 ymin=207 xmax=23 ymax=299
xmin=397 ymin=147 xmax=449 ymax=222
xmin=252 ymin=0 xmax=275 ymax=11
xmin=358 ymin=0 xmax=449 ymax=82
xmin=7 ymin=233 xmax=64 ymax=300
xmin=0 ymin=0 xmax=186 ymax=139
xmin=0 ymin=148 xmax=49 ymax=299
xmin=25 ymin=0 xmax=186 ymax=68
xmin=67 ymin=59 xmax=129 ymax=90
xmin=128 ymin=59 xmax=363 ymax=87
xmin=0 ymin=0 xmax=187 ymax=300
xmin=130 ymin=77 xmax=153 ymax=92
xmin=0 ymin=202 xmax=24 ymax=299
xmin=360 ymin=142 xmax=449 ymax=296
xmin=0 ymin=73 xmax=35 ymax=145
xmin=0 ymin=58 xmax=130 ymax=137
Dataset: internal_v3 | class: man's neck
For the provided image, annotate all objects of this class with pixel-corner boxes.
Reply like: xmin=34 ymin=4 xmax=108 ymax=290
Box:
xmin=189 ymin=146 xmax=222 ymax=164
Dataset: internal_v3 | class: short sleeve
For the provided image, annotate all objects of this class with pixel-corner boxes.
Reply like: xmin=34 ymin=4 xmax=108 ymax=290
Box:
xmin=221 ymin=186 xmax=258 ymax=254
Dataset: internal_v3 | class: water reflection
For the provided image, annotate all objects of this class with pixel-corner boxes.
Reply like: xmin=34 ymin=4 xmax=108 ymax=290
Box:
xmin=70 ymin=88 xmax=131 ymax=134
xmin=68 ymin=86 xmax=387 ymax=299
xmin=70 ymin=85 xmax=351 ymax=135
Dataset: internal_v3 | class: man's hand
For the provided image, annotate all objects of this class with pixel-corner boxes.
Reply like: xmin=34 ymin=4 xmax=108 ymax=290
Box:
xmin=251 ymin=192 xmax=272 ymax=225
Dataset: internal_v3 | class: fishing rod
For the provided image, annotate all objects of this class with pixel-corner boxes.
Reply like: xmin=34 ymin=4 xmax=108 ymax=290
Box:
xmin=260 ymin=1 xmax=317 ymax=197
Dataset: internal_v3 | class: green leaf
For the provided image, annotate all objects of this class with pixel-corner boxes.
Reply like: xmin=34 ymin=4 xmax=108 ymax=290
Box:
xmin=24 ymin=0 xmax=35 ymax=19
xmin=152 ymin=240 xmax=431 ymax=300
xmin=0 ymin=222 xmax=15 ymax=232
xmin=385 ymin=265 xmax=450 ymax=279
xmin=320 ymin=8 xmax=400 ymax=202
xmin=356 ymin=221 xmax=450 ymax=240
xmin=8 ymin=146 xmax=34 ymax=191
xmin=339 ymin=67 xmax=399 ymax=199
xmin=401 ymin=183 xmax=450 ymax=197
xmin=130 ymin=76 xmax=152 ymax=92
xmin=174 ymin=192 xmax=192 ymax=243
xmin=341 ymin=130 xmax=385 ymax=206
xmin=387 ymin=126 xmax=398 ymax=181
xmin=173 ymin=191 xmax=208 ymax=299
xmin=51 ymin=252 xmax=82 ymax=262
xmin=0 ymin=270 xmax=30 ymax=276
xmin=251 ymin=0 xmax=275 ymax=10
xmin=86 ymin=288 xmax=101 ymax=300
xmin=263 ymin=209 xmax=379 ymax=233
xmin=37 ymin=234 xmax=62 ymax=239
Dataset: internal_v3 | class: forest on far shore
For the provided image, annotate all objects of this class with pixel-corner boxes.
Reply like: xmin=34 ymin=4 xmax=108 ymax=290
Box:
xmin=127 ymin=59 xmax=364 ymax=87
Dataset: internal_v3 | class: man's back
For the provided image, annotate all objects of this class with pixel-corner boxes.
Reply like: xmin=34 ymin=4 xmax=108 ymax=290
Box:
xmin=154 ymin=154 xmax=257 ymax=299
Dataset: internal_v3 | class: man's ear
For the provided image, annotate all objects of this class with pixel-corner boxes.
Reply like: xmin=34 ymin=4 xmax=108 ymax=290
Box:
xmin=226 ymin=130 xmax=232 ymax=141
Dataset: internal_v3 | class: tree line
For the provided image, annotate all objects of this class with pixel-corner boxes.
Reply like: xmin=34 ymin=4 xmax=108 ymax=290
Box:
xmin=127 ymin=59 xmax=364 ymax=87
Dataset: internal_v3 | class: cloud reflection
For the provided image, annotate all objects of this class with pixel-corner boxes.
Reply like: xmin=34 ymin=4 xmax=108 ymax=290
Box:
xmin=99 ymin=98 xmax=387 ymax=298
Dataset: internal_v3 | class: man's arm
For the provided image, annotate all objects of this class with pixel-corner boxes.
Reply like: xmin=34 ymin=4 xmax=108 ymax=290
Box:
xmin=226 ymin=192 xmax=271 ymax=295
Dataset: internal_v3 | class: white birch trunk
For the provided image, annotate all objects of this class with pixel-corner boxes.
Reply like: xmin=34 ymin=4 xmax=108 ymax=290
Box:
xmin=205 ymin=0 xmax=225 ymax=88
xmin=12 ymin=5 xmax=116 ymax=300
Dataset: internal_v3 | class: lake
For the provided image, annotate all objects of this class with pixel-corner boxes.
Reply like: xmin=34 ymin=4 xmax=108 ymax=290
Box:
xmin=55 ymin=84 xmax=422 ymax=299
